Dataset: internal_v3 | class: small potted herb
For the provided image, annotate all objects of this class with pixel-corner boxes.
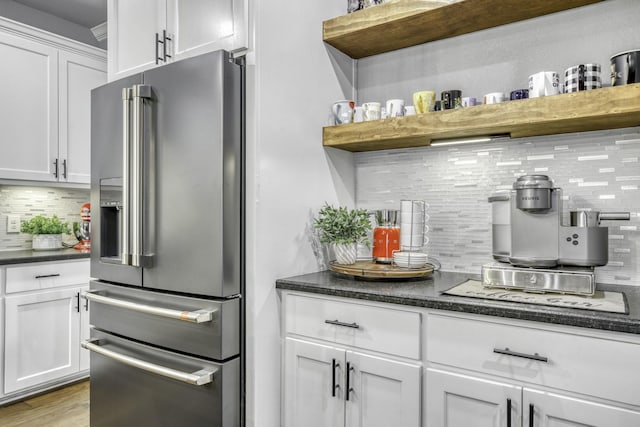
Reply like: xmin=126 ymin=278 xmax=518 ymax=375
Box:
xmin=21 ymin=215 xmax=70 ymax=250
xmin=313 ymin=203 xmax=371 ymax=265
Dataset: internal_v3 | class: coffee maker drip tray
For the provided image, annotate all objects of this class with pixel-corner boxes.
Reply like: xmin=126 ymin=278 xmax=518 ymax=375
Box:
xmin=481 ymin=262 xmax=596 ymax=296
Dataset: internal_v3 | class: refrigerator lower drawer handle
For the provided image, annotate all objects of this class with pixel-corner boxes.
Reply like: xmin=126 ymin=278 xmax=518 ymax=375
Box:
xmin=81 ymin=339 xmax=216 ymax=386
xmin=81 ymin=290 xmax=216 ymax=323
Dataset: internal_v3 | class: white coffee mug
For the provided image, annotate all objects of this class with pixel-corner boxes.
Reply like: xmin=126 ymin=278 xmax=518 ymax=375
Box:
xmin=461 ymin=97 xmax=477 ymax=107
xmin=528 ymin=71 xmax=560 ymax=98
xmin=404 ymin=106 xmax=416 ymax=116
xmin=483 ymin=92 xmax=506 ymax=104
xmin=362 ymin=102 xmax=382 ymax=121
xmin=331 ymin=100 xmax=355 ymax=125
xmin=386 ymin=99 xmax=405 ymax=118
xmin=353 ymin=106 xmax=364 ymax=123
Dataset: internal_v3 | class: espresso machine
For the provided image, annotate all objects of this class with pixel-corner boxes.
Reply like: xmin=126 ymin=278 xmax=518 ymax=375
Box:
xmin=483 ymin=175 xmax=629 ymax=295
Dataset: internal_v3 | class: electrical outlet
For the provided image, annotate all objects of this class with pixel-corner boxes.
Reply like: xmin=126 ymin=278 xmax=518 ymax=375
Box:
xmin=7 ymin=215 xmax=20 ymax=233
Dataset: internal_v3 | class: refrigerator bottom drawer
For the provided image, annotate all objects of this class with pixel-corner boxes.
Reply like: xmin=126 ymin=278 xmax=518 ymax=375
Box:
xmin=87 ymin=330 xmax=239 ymax=427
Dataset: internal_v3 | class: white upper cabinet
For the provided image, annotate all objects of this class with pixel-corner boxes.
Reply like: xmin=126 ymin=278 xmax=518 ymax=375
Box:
xmin=59 ymin=52 xmax=108 ymax=184
xmin=0 ymin=31 xmax=58 ymax=182
xmin=108 ymin=0 xmax=248 ymax=81
xmin=0 ymin=18 xmax=106 ymax=185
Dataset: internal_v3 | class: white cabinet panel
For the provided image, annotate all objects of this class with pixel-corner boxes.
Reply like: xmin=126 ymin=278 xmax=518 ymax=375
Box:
xmin=284 ymin=338 xmax=345 ymax=427
xmin=426 ymin=368 xmax=521 ymax=427
xmin=0 ymin=32 xmax=57 ymax=182
xmin=5 ymin=260 xmax=90 ymax=294
xmin=107 ymin=0 xmax=166 ymax=80
xmin=524 ymin=388 xmax=640 ymax=427
xmin=346 ymin=351 xmax=421 ymax=427
xmin=167 ymin=0 xmax=247 ymax=61
xmin=4 ymin=288 xmax=81 ymax=393
xmin=59 ymin=52 xmax=107 ymax=184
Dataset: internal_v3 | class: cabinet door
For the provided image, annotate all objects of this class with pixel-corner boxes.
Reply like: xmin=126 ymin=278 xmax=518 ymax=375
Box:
xmin=284 ymin=338 xmax=345 ymax=427
xmin=0 ymin=31 xmax=58 ymax=181
xmin=107 ymin=0 xmax=166 ymax=80
xmin=524 ymin=387 xmax=640 ymax=427
xmin=345 ymin=351 xmax=421 ymax=427
xmin=79 ymin=285 xmax=91 ymax=372
xmin=4 ymin=288 xmax=81 ymax=393
xmin=59 ymin=52 xmax=107 ymax=184
xmin=426 ymin=368 xmax=521 ymax=427
xmin=166 ymin=0 xmax=248 ymax=61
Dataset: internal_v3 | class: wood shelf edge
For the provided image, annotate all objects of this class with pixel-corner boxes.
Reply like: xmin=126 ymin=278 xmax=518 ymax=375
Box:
xmin=323 ymin=84 xmax=640 ymax=152
xmin=323 ymin=0 xmax=604 ymax=59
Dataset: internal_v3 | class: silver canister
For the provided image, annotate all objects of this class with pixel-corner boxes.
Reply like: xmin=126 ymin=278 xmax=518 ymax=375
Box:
xmin=513 ymin=175 xmax=553 ymax=211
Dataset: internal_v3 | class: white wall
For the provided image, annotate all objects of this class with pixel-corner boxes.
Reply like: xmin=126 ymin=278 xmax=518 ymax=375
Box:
xmin=246 ymin=1 xmax=355 ymax=426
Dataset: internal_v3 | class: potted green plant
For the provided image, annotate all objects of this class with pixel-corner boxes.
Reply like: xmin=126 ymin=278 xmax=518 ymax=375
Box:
xmin=313 ymin=203 xmax=371 ymax=265
xmin=21 ymin=215 xmax=70 ymax=250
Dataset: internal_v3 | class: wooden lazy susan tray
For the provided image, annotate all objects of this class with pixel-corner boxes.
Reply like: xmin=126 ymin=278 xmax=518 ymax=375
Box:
xmin=329 ymin=260 xmax=434 ymax=279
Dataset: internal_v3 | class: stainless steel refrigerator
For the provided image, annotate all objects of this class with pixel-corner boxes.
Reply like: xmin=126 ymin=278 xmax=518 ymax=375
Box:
xmin=83 ymin=50 xmax=244 ymax=427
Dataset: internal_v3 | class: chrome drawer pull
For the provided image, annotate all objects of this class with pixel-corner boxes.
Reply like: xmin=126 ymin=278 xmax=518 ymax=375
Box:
xmin=35 ymin=273 xmax=61 ymax=279
xmin=81 ymin=339 xmax=216 ymax=386
xmin=493 ymin=347 xmax=548 ymax=363
xmin=82 ymin=290 xmax=216 ymax=324
xmin=325 ymin=319 xmax=360 ymax=329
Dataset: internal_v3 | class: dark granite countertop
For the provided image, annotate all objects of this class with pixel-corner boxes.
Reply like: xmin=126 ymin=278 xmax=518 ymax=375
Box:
xmin=276 ymin=270 xmax=640 ymax=335
xmin=0 ymin=248 xmax=90 ymax=265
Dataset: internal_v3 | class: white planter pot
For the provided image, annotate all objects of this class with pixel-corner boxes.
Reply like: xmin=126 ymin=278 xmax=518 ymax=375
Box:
xmin=332 ymin=242 xmax=357 ymax=265
xmin=32 ymin=234 xmax=62 ymax=251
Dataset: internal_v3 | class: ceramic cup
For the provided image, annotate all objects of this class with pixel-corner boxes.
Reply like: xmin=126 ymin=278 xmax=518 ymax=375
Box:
xmin=362 ymin=102 xmax=382 ymax=121
xmin=564 ymin=64 xmax=601 ymax=93
xmin=528 ymin=71 xmax=560 ymax=98
xmin=483 ymin=92 xmax=507 ymax=104
xmin=441 ymin=90 xmax=462 ymax=110
xmin=331 ymin=100 xmax=355 ymax=125
xmin=404 ymin=106 xmax=416 ymax=116
xmin=386 ymin=99 xmax=405 ymax=118
xmin=461 ymin=97 xmax=477 ymax=107
xmin=510 ymin=89 xmax=529 ymax=100
xmin=412 ymin=91 xmax=436 ymax=113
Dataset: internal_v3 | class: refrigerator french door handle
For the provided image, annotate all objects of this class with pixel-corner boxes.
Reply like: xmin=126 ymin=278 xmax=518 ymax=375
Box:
xmin=131 ymin=84 xmax=151 ymax=268
xmin=122 ymin=87 xmax=132 ymax=266
xmin=81 ymin=339 xmax=217 ymax=386
xmin=81 ymin=290 xmax=217 ymax=324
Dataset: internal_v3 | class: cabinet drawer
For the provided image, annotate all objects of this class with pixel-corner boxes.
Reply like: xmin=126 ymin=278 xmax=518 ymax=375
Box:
xmin=6 ymin=260 xmax=89 ymax=294
xmin=285 ymin=293 xmax=420 ymax=359
xmin=426 ymin=313 xmax=640 ymax=406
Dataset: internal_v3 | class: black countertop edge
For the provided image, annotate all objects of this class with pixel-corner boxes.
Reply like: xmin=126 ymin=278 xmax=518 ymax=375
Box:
xmin=0 ymin=249 xmax=90 ymax=265
xmin=276 ymin=271 xmax=640 ymax=336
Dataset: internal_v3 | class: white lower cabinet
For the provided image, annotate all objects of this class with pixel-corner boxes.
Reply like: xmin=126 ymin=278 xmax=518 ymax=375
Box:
xmin=2 ymin=259 xmax=90 ymax=399
xmin=281 ymin=292 xmax=422 ymax=427
xmin=4 ymin=286 xmax=88 ymax=394
xmin=284 ymin=337 xmax=421 ymax=427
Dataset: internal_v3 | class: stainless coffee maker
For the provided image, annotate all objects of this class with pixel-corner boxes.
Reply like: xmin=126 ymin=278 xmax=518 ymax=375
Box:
xmin=484 ymin=175 xmax=629 ymax=295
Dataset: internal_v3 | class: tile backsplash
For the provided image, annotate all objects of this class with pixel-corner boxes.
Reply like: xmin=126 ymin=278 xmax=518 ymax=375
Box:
xmin=0 ymin=185 xmax=90 ymax=250
xmin=355 ymin=127 xmax=640 ymax=286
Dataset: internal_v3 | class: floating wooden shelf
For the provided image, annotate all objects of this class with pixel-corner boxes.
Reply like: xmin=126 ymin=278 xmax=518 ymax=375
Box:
xmin=322 ymin=84 xmax=640 ymax=152
xmin=323 ymin=0 xmax=603 ymax=59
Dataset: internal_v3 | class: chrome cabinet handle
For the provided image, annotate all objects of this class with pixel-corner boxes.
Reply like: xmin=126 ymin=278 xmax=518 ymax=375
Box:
xmin=35 ymin=273 xmax=60 ymax=279
xmin=155 ymin=32 xmax=161 ymax=64
xmin=331 ymin=359 xmax=340 ymax=397
xmin=346 ymin=362 xmax=354 ymax=401
xmin=122 ymin=87 xmax=132 ymax=266
xmin=162 ymin=29 xmax=172 ymax=61
xmin=62 ymin=159 xmax=67 ymax=179
xmin=53 ymin=158 xmax=59 ymax=178
xmin=325 ymin=319 xmax=360 ymax=329
xmin=493 ymin=347 xmax=548 ymax=363
xmin=82 ymin=290 xmax=216 ymax=324
xmin=81 ymin=339 xmax=216 ymax=386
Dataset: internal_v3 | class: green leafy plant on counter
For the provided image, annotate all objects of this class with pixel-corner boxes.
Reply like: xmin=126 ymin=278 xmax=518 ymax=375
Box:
xmin=313 ymin=203 xmax=371 ymax=245
xmin=20 ymin=215 xmax=70 ymax=235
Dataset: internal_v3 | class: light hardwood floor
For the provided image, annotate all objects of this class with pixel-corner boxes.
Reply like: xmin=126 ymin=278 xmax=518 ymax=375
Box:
xmin=0 ymin=380 xmax=89 ymax=427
